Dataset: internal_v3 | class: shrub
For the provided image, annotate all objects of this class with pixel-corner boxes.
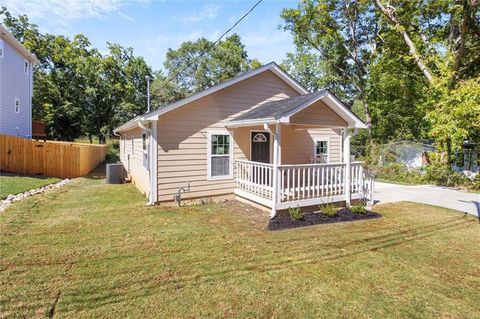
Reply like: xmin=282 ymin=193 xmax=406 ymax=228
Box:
xmin=350 ymin=204 xmax=367 ymax=215
xmin=371 ymin=163 xmax=424 ymax=185
xmin=289 ymin=206 xmax=303 ymax=221
xmin=320 ymin=203 xmax=338 ymax=217
xmin=423 ymin=162 xmax=469 ymax=187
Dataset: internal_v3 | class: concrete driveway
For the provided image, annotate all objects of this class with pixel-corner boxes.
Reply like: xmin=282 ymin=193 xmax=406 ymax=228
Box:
xmin=374 ymin=182 xmax=480 ymax=218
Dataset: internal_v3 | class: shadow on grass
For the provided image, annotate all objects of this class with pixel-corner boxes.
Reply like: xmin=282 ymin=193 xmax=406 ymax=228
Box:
xmin=48 ymin=215 xmax=475 ymax=311
xmin=0 ymin=170 xmax=55 ymax=180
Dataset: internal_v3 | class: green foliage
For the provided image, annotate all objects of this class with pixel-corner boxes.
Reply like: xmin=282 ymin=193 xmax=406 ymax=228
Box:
xmin=350 ymin=204 xmax=367 ymax=215
xmin=281 ymin=0 xmax=480 ymax=152
xmin=372 ymin=163 xmax=425 ymax=185
xmin=289 ymin=206 xmax=303 ymax=221
xmin=320 ymin=203 xmax=337 ymax=217
xmin=426 ymin=72 xmax=480 ymax=154
xmin=0 ymin=9 xmax=258 ymax=142
xmin=163 ymin=34 xmax=257 ymax=95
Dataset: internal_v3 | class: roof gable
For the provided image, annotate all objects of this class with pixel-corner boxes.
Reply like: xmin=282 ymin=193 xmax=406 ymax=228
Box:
xmin=144 ymin=62 xmax=308 ymax=121
xmin=228 ymin=90 xmax=366 ymax=129
xmin=0 ymin=24 xmax=38 ymax=63
xmin=114 ymin=62 xmax=309 ymax=133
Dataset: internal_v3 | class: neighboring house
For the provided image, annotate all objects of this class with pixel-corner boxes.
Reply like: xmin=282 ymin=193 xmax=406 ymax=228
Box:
xmin=114 ymin=62 xmax=373 ymax=217
xmin=0 ymin=24 xmax=38 ymax=138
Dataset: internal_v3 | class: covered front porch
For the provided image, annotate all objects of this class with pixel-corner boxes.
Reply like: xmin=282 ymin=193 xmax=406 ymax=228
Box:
xmin=227 ymin=90 xmax=374 ymax=217
xmin=234 ymin=159 xmax=374 ymax=212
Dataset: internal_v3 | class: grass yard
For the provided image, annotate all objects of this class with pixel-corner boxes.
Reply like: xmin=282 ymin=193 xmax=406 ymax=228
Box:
xmin=0 ymin=174 xmax=60 ymax=199
xmin=1 ymin=174 xmax=479 ymax=318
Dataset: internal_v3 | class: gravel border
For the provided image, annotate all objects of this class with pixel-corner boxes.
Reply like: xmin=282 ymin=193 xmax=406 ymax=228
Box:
xmin=0 ymin=179 xmax=71 ymax=212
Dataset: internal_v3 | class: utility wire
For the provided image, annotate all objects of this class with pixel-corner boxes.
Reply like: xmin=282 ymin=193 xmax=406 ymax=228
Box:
xmin=161 ymin=0 xmax=263 ymax=88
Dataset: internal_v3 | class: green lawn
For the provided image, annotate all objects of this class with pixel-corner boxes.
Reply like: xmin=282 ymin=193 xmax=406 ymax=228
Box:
xmin=1 ymin=175 xmax=479 ymax=318
xmin=0 ymin=175 xmax=60 ymax=199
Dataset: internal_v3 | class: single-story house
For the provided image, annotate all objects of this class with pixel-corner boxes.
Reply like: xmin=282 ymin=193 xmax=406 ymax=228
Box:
xmin=114 ymin=62 xmax=373 ymax=217
xmin=0 ymin=24 xmax=38 ymax=138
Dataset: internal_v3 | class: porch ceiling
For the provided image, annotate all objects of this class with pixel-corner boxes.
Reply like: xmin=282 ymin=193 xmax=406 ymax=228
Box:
xmin=227 ymin=90 xmax=366 ymax=129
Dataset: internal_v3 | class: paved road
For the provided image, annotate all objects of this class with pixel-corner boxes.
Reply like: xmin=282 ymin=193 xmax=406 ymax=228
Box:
xmin=374 ymin=182 xmax=480 ymax=218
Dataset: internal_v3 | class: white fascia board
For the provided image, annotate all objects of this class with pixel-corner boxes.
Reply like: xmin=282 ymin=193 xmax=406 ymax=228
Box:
xmin=323 ymin=92 xmax=367 ymax=129
xmin=0 ymin=25 xmax=39 ymax=63
xmin=280 ymin=91 xmax=366 ymax=129
xmin=271 ymin=65 xmax=309 ymax=95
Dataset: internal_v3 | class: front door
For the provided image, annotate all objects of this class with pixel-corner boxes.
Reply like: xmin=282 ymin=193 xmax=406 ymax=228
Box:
xmin=251 ymin=131 xmax=270 ymax=163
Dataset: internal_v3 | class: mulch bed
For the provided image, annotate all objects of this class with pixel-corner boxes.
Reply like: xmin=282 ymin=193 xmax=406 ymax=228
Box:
xmin=267 ymin=208 xmax=382 ymax=231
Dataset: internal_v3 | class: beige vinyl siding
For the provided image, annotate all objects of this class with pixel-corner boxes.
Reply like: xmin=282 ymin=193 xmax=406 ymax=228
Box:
xmin=290 ymin=100 xmax=348 ymax=127
xmin=156 ymin=70 xmax=299 ymax=202
xmin=120 ymin=127 xmax=150 ymax=196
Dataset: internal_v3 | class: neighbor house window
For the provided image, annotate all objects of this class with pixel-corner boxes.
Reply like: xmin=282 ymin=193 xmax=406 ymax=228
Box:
xmin=142 ymin=132 xmax=149 ymax=170
xmin=208 ymin=131 xmax=232 ymax=179
xmin=0 ymin=40 xmax=4 ymax=58
xmin=24 ymin=60 xmax=28 ymax=74
xmin=14 ymin=98 xmax=20 ymax=113
xmin=315 ymin=138 xmax=329 ymax=163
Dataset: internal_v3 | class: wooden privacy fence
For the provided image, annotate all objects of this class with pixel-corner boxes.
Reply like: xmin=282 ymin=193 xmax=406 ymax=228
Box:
xmin=0 ymin=134 xmax=107 ymax=178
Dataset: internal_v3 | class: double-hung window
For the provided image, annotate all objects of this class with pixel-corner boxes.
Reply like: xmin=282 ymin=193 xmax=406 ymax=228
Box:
xmin=0 ymin=40 xmax=4 ymax=58
xmin=24 ymin=60 xmax=29 ymax=74
xmin=315 ymin=138 xmax=329 ymax=163
xmin=208 ymin=131 xmax=233 ymax=179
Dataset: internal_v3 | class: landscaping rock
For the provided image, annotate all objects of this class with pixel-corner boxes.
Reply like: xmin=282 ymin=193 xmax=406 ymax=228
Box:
xmin=0 ymin=179 xmax=71 ymax=213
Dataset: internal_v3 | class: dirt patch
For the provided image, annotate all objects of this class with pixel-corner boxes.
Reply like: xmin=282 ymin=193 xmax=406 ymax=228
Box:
xmin=267 ymin=208 xmax=382 ymax=231
xmin=220 ymin=200 xmax=270 ymax=228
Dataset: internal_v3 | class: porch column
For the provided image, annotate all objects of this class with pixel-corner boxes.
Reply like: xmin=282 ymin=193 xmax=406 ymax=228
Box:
xmin=344 ymin=133 xmax=351 ymax=206
xmin=271 ymin=123 xmax=280 ymax=218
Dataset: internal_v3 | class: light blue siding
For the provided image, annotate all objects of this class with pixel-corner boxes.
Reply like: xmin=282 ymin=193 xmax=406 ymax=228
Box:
xmin=0 ymin=39 xmax=33 ymax=138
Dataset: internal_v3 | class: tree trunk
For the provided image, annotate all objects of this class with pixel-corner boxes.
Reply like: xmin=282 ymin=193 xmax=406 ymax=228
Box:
xmin=373 ymin=0 xmax=434 ymax=83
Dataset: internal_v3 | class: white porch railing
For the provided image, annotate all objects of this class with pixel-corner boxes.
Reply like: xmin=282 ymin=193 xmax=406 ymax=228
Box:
xmin=235 ymin=160 xmax=374 ymax=210
xmin=235 ymin=159 xmax=274 ymax=201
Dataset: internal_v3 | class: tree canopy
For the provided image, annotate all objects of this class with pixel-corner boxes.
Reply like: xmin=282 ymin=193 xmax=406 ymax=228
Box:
xmin=1 ymin=8 xmax=258 ymax=142
xmin=281 ymin=0 xmax=480 ymax=159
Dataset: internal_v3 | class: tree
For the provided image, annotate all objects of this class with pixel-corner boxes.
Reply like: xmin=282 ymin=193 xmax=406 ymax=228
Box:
xmin=163 ymin=34 xmax=257 ymax=95
xmin=1 ymin=8 xmax=152 ymax=142
xmin=281 ymin=0 xmax=377 ymax=138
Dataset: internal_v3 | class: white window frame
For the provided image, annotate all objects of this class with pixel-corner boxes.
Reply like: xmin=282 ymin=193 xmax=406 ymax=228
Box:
xmin=142 ymin=131 xmax=149 ymax=171
xmin=207 ymin=130 xmax=233 ymax=180
xmin=24 ymin=60 xmax=29 ymax=75
xmin=314 ymin=137 xmax=330 ymax=163
xmin=0 ymin=40 xmax=4 ymax=58
xmin=14 ymin=98 xmax=20 ymax=113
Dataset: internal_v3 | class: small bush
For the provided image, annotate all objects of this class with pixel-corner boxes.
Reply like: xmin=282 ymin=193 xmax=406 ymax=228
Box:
xmin=289 ymin=206 xmax=303 ymax=221
xmin=350 ymin=204 xmax=367 ymax=215
xmin=320 ymin=203 xmax=338 ymax=217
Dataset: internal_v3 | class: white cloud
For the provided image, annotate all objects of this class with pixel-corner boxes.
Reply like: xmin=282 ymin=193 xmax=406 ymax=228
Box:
xmin=3 ymin=0 xmax=140 ymax=22
xmin=181 ymin=5 xmax=219 ymax=23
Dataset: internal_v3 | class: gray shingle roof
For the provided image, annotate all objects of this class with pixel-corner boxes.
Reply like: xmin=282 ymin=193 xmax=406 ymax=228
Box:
xmin=230 ymin=90 xmax=327 ymax=122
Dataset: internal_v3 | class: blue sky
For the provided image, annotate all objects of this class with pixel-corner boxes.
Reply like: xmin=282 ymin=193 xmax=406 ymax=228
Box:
xmin=3 ymin=0 xmax=298 ymax=70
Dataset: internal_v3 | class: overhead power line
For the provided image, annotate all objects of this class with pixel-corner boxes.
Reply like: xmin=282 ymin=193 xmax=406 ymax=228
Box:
xmin=161 ymin=0 xmax=263 ymax=90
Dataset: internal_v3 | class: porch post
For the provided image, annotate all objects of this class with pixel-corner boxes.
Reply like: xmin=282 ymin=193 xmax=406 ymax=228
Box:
xmin=271 ymin=123 xmax=280 ymax=218
xmin=344 ymin=133 xmax=351 ymax=206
